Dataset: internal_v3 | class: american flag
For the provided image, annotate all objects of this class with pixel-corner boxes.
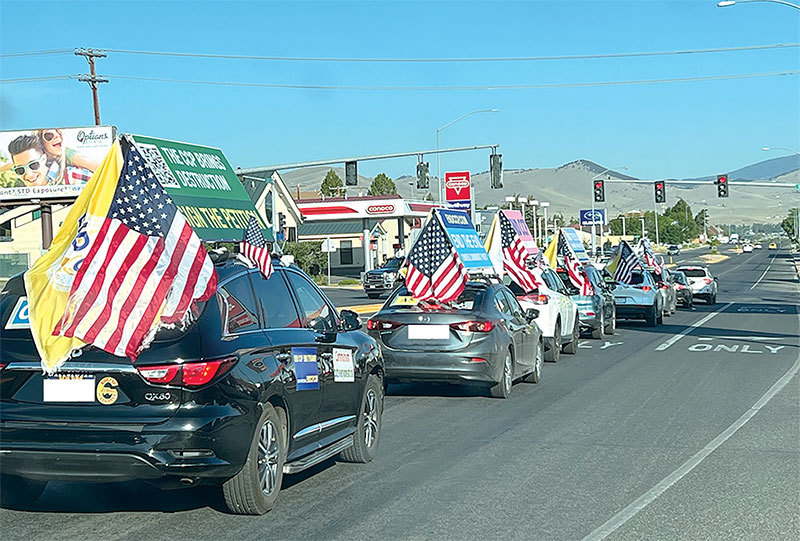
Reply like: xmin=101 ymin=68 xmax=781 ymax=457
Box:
xmin=405 ymin=212 xmax=469 ymax=302
xmin=558 ymin=232 xmax=593 ymax=295
xmin=240 ymin=214 xmax=273 ymax=279
xmin=640 ymin=239 xmax=662 ymax=272
xmin=607 ymin=240 xmax=640 ymax=284
xmin=53 ymin=139 xmax=217 ymax=360
xmin=499 ymin=211 xmax=540 ymax=292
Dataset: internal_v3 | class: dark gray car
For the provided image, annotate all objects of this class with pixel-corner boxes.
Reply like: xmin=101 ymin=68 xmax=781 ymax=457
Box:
xmin=367 ymin=281 xmax=543 ymax=399
xmin=556 ymin=266 xmax=616 ymax=339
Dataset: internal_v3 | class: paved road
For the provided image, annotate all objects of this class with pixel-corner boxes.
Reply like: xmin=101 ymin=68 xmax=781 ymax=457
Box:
xmin=2 ymin=248 xmax=797 ymax=540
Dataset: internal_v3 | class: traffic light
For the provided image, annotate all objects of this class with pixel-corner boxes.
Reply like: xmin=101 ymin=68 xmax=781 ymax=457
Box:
xmin=416 ymin=161 xmax=429 ymax=189
xmin=593 ymin=179 xmax=605 ymax=203
xmin=278 ymin=212 xmax=286 ymax=230
xmin=654 ymin=180 xmax=666 ymax=203
xmin=716 ymin=174 xmax=729 ymax=198
xmin=490 ymin=153 xmax=503 ymax=189
xmin=345 ymin=161 xmax=358 ymax=186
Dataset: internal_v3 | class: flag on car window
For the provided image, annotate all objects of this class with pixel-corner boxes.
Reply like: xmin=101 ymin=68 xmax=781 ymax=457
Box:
xmin=498 ymin=211 xmax=540 ymax=292
xmin=639 ymin=238 xmax=662 ymax=272
xmin=405 ymin=211 xmax=468 ymax=302
xmin=25 ymin=137 xmax=218 ymax=371
xmin=240 ymin=215 xmax=274 ymax=279
xmin=558 ymin=231 xmax=593 ymax=296
xmin=606 ymin=239 xmax=640 ymax=284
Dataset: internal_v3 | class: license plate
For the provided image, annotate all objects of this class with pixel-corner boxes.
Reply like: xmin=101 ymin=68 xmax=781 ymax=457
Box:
xmin=43 ymin=374 xmax=96 ymax=402
xmin=408 ymin=325 xmax=449 ymax=340
xmin=616 ymin=297 xmax=630 ymax=304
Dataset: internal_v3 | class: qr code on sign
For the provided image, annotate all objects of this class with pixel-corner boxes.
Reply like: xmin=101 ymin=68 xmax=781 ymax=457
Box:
xmin=136 ymin=143 xmax=180 ymax=188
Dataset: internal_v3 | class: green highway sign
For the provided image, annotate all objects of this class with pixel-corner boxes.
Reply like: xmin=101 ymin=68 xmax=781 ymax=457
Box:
xmin=130 ymin=134 xmax=270 ymax=242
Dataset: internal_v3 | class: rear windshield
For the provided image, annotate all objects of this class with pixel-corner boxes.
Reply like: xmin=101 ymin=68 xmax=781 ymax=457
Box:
xmin=556 ymin=270 xmax=580 ymax=295
xmin=629 ymin=272 xmax=645 ymax=285
xmin=672 ymin=272 xmax=688 ymax=285
xmin=386 ymin=285 xmax=484 ymax=311
xmin=681 ymin=269 xmax=707 ymax=278
xmin=507 ymin=280 xmax=539 ymax=298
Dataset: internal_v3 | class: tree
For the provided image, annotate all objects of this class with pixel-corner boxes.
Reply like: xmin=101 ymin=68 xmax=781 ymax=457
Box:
xmin=320 ymin=169 xmax=344 ymax=197
xmin=368 ymin=173 xmax=397 ymax=196
xmin=282 ymin=241 xmax=328 ymax=276
xmin=781 ymin=209 xmax=798 ymax=238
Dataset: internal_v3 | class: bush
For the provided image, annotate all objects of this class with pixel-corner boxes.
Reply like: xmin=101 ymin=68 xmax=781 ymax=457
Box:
xmin=338 ymin=278 xmax=361 ymax=285
xmin=281 ymin=241 xmax=328 ymax=277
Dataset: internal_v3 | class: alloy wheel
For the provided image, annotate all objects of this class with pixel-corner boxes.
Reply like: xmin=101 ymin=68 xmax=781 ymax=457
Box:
xmin=504 ymin=353 xmax=512 ymax=392
xmin=535 ymin=342 xmax=542 ymax=380
xmin=257 ymin=419 xmax=280 ymax=496
xmin=363 ymin=389 xmax=379 ymax=448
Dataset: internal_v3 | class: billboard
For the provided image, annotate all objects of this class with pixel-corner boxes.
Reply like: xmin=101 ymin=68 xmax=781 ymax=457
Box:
xmin=579 ymin=208 xmax=606 ymax=226
xmin=130 ymin=135 xmax=269 ymax=242
xmin=0 ymin=126 xmax=115 ymax=202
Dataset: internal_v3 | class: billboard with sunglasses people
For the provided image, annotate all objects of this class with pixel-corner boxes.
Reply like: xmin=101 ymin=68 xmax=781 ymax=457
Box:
xmin=0 ymin=126 xmax=115 ymax=202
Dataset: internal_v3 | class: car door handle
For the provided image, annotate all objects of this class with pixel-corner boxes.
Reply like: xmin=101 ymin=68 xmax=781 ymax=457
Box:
xmin=320 ymin=353 xmax=333 ymax=360
xmin=276 ymin=352 xmax=291 ymax=363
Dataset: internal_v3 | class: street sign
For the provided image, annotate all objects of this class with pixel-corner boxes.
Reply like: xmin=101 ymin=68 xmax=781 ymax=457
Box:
xmin=321 ymin=239 xmax=337 ymax=252
xmin=580 ymin=209 xmax=606 ymax=226
xmin=130 ymin=135 xmax=268 ymax=242
xmin=436 ymin=208 xmax=493 ymax=272
xmin=445 ymin=171 xmax=472 ymax=215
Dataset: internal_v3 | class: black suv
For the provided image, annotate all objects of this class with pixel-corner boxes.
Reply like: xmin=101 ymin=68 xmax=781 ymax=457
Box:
xmin=0 ymin=256 xmax=384 ymax=515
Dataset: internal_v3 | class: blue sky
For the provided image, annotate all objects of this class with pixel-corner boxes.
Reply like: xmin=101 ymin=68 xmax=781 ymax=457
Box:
xmin=1 ymin=0 xmax=798 ymax=182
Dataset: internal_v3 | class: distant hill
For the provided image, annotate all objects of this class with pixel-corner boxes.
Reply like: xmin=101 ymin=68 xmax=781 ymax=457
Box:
xmin=687 ymin=155 xmax=800 ymax=182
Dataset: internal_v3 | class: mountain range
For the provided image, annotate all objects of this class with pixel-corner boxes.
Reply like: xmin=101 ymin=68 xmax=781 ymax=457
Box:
xmin=279 ymin=155 xmax=800 ymax=225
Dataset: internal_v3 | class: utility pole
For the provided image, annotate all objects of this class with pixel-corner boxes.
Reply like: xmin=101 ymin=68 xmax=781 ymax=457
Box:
xmin=75 ymin=48 xmax=108 ymax=125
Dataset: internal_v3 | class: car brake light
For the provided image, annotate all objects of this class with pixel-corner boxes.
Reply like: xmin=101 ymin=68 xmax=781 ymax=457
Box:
xmin=585 ymin=311 xmax=595 ymax=317
xmin=469 ymin=357 xmax=488 ymax=363
xmin=521 ymin=293 xmax=548 ymax=304
xmin=137 ymin=364 xmax=180 ymax=384
xmin=640 ymin=286 xmax=652 ymax=292
xmin=676 ymin=284 xmax=684 ymax=290
xmin=136 ymin=357 xmax=236 ymax=388
xmin=704 ymin=278 xmax=712 ymax=284
xmin=660 ymin=284 xmax=669 ymax=290
xmin=367 ymin=319 xmax=400 ymax=331
xmin=452 ymin=321 xmax=494 ymax=332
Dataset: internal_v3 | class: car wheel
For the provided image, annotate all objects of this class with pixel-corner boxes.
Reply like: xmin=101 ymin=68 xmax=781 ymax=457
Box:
xmin=522 ymin=340 xmax=543 ymax=384
xmin=563 ymin=319 xmax=579 ymax=354
xmin=0 ymin=475 xmax=47 ymax=507
xmin=591 ymin=313 xmax=603 ymax=339
xmin=710 ymin=293 xmax=717 ymax=305
xmin=657 ymin=308 xmax=664 ymax=325
xmin=222 ymin=404 xmax=286 ymax=515
xmin=645 ymin=305 xmax=658 ymax=327
xmin=604 ymin=310 xmax=616 ymax=334
xmin=340 ymin=374 xmax=383 ymax=462
xmin=490 ymin=351 xmax=513 ymax=398
xmin=544 ymin=322 xmax=561 ymax=362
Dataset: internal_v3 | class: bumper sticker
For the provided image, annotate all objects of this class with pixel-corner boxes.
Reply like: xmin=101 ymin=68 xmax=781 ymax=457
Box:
xmin=333 ymin=348 xmax=355 ymax=382
xmin=292 ymin=347 xmax=319 ymax=390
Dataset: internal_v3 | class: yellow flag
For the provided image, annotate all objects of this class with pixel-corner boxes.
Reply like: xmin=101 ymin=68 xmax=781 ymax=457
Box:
xmin=543 ymin=229 xmax=559 ymax=268
xmin=24 ymin=142 xmax=123 ymax=373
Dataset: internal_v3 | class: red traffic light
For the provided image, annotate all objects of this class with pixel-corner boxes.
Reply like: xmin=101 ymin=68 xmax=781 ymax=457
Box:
xmin=717 ymin=175 xmax=727 ymax=184
xmin=594 ymin=181 xmax=603 ymax=189
xmin=656 ymin=182 xmax=664 ymax=189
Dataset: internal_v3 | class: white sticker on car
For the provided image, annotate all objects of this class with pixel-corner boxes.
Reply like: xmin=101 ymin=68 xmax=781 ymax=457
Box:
xmin=332 ymin=348 xmax=355 ymax=382
xmin=5 ymin=297 xmax=30 ymax=329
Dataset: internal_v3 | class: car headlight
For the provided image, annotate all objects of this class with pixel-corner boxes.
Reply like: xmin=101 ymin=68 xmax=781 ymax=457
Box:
xmin=384 ymin=272 xmax=397 ymax=281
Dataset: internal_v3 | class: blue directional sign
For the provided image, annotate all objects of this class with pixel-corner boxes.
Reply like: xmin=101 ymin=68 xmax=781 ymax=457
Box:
xmin=580 ymin=208 xmax=606 ymax=226
xmin=436 ymin=209 xmax=494 ymax=271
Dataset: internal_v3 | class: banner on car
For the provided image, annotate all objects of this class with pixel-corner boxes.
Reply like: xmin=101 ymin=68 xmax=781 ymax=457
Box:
xmin=436 ymin=208 xmax=494 ymax=272
xmin=0 ymin=126 xmax=116 ymax=202
xmin=560 ymin=227 xmax=591 ymax=263
xmin=129 ymin=135 xmax=269 ymax=242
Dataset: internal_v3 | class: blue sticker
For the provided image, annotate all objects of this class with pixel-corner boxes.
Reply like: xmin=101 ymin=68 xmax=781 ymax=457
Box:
xmin=5 ymin=297 xmax=29 ymax=330
xmin=292 ymin=347 xmax=319 ymax=390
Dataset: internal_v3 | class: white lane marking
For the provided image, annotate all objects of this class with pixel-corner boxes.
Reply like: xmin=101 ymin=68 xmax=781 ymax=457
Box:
xmin=654 ymin=303 xmax=733 ymax=351
xmin=583 ymin=337 xmax=800 ymax=540
xmin=749 ymin=252 xmax=778 ymax=290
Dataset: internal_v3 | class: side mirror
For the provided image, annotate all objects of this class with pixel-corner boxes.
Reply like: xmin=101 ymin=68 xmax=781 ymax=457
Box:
xmin=525 ymin=308 xmax=539 ymax=321
xmin=340 ymin=309 xmax=362 ymax=331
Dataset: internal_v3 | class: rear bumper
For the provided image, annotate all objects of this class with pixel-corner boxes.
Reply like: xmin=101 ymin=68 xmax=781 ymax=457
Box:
xmin=381 ymin=348 xmax=501 ymax=384
xmin=615 ymin=305 xmax=654 ymax=320
xmin=0 ymin=405 xmax=254 ymax=485
xmin=578 ymin=314 xmax=602 ymax=331
xmin=676 ymin=290 xmax=693 ymax=305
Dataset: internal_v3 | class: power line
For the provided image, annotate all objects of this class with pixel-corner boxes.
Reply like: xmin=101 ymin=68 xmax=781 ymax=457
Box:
xmin=0 ymin=75 xmax=76 ymax=83
xmin=0 ymin=48 xmax=73 ymax=58
xmin=102 ymin=70 xmax=800 ymax=91
xmin=101 ymin=43 xmax=800 ymax=62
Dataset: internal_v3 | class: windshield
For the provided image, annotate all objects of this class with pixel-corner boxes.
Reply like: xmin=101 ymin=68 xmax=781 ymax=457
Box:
xmin=382 ymin=258 xmax=404 ymax=270
xmin=681 ymin=269 xmax=708 ymax=278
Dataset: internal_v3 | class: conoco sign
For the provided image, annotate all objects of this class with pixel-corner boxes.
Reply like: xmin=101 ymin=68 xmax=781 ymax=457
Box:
xmin=445 ymin=171 xmax=471 ymax=202
xmin=366 ymin=204 xmax=395 ymax=214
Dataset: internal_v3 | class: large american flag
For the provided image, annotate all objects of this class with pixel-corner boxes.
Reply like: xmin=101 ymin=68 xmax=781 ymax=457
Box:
xmin=53 ymin=140 xmax=217 ymax=360
xmin=499 ymin=211 xmax=540 ymax=292
xmin=240 ymin=215 xmax=273 ymax=279
xmin=405 ymin=212 xmax=469 ymax=302
xmin=640 ymin=238 xmax=662 ymax=272
xmin=608 ymin=240 xmax=640 ymax=284
xmin=558 ymin=232 xmax=593 ymax=295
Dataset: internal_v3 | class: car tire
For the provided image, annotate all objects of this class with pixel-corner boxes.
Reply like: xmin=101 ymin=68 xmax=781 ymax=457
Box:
xmin=645 ymin=305 xmax=658 ymax=327
xmin=0 ymin=474 xmax=47 ymax=507
xmin=710 ymin=293 xmax=717 ymax=305
xmin=657 ymin=309 xmax=664 ymax=325
xmin=490 ymin=350 xmax=513 ymax=398
xmin=340 ymin=374 xmax=383 ymax=463
xmin=563 ymin=319 xmax=579 ymax=354
xmin=522 ymin=340 xmax=543 ymax=384
xmin=591 ymin=313 xmax=603 ymax=339
xmin=604 ymin=310 xmax=616 ymax=335
xmin=544 ymin=322 xmax=561 ymax=363
xmin=222 ymin=404 xmax=286 ymax=515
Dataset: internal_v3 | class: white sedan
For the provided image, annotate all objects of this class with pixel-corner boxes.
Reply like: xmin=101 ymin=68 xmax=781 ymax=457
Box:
xmin=742 ymin=244 xmax=754 ymax=253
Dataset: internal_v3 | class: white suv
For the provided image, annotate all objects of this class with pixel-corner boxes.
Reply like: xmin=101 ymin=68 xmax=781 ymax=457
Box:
xmin=675 ymin=265 xmax=718 ymax=304
xmin=508 ymin=267 xmax=579 ymax=363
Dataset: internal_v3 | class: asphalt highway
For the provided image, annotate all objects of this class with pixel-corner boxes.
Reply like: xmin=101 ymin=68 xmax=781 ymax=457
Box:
xmin=2 ymin=248 xmax=798 ymax=540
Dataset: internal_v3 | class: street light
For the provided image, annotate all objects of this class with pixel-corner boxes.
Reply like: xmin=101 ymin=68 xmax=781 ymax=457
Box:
xmin=436 ymin=109 xmax=499 ymax=203
xmin=762 ymin=146 xmax=800 ymax=156
xmin=718 ymin=0 xmax=800 ymax=9
xmin=540 ymin=202 xmax=550 ymax=243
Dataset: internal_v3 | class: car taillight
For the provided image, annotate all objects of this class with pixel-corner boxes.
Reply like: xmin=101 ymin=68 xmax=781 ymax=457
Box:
xmin=452 ymin=321 xmax=494 ymax=332
xmin=640 ymin=286 xmax=652 ymax=292
xmin=660 ymin=284 xmax=669 ymax=290
xmin=676 ymin=284 xmax=685 ymax=290
xmin=521 ymin=294 xmax=548 ymax=304
xmin=704 ymin=278 xmax=712 ymax=284
xmin=367 ymin=319 xmax=400 ymax=331
xmin=585 ymin=311 xmax=595 ymax=317
xmin=136 ymin=357 xmax=237 ymax=388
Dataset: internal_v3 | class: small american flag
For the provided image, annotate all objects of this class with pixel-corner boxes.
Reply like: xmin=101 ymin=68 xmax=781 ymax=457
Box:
xmin=405 ymin=212 xmax=468 ymax=302
xmin=608 ymin=240 xmax=640 ymax=284
xmin=558 ymin=232 xmax=593 ymax=295
xmin=240 ymin=215 xmax=273 ymax=279
xmin=499 ymin=211 xmax=540 ymax=292
xmin=53 ymin=139 xmax=217 ymax=360
xmin=640 ymin=238 xmax=662 ymax=272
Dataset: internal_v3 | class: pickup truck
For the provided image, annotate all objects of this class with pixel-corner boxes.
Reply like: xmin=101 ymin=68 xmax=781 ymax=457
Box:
xmin=362 ymin=257 xmax=405 ymax=299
